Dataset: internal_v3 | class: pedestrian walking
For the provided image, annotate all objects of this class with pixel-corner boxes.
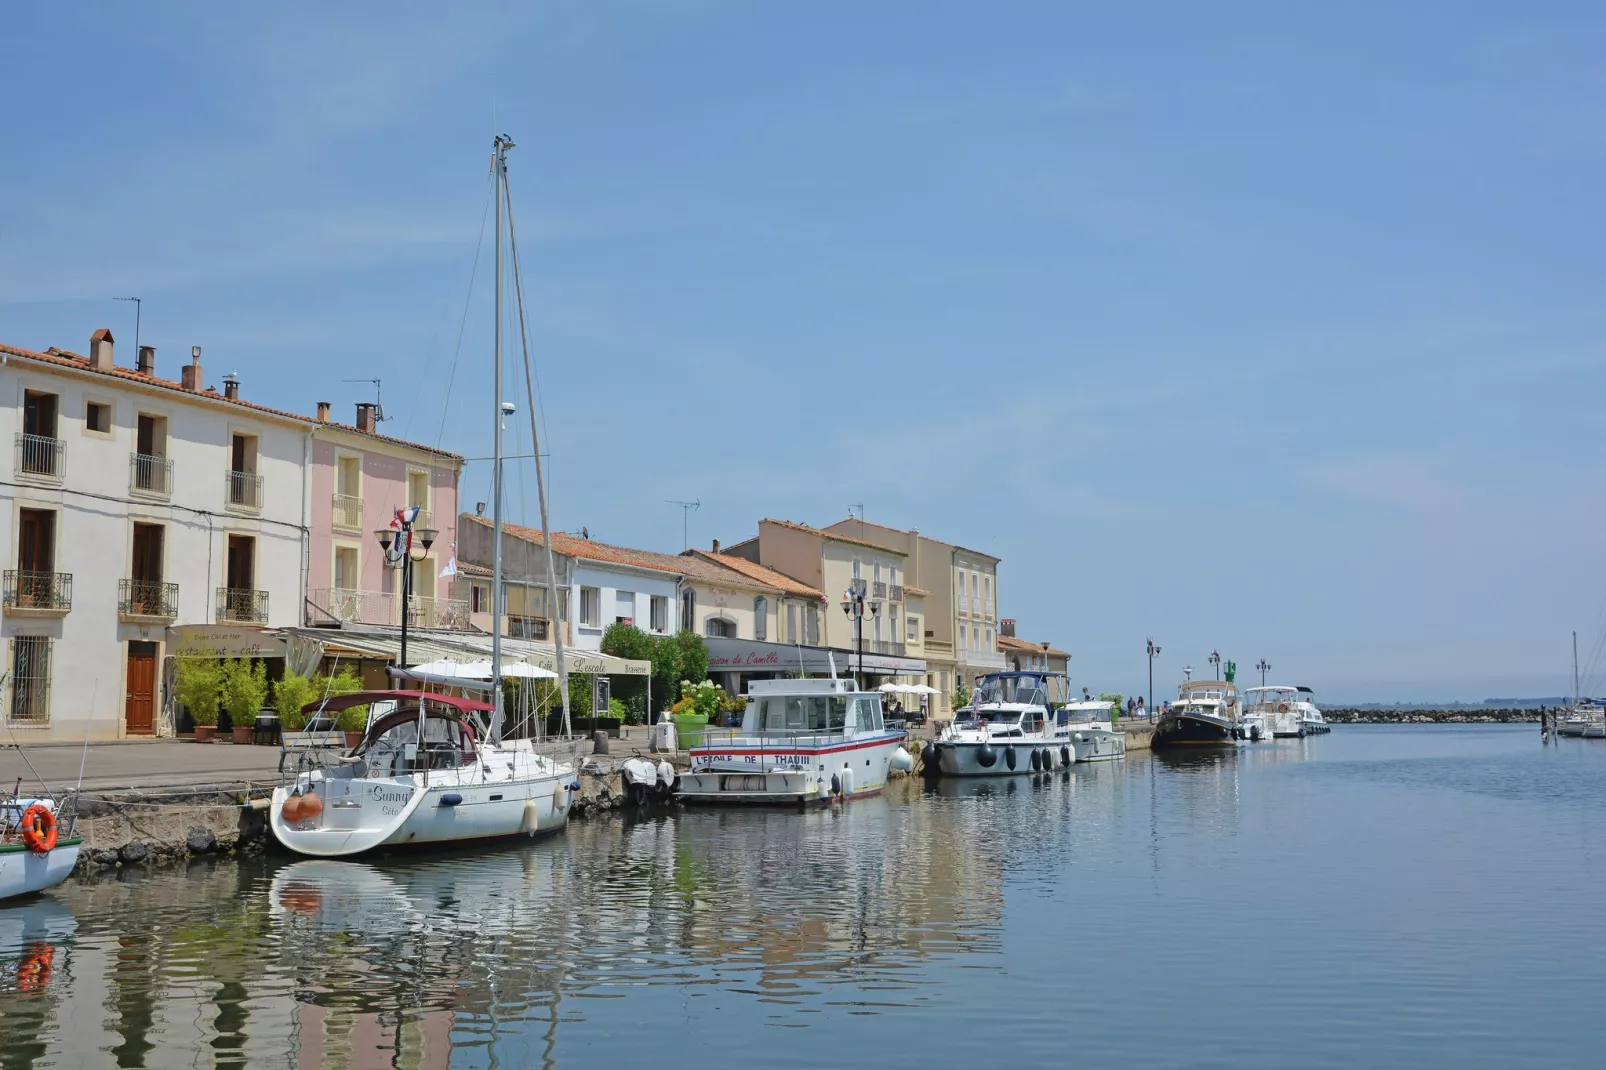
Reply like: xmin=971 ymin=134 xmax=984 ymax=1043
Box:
xmin=1136 ymin=696 xmax=1146 ymax=719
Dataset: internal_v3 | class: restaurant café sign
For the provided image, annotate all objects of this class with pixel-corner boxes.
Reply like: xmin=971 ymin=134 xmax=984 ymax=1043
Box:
xmin=703 ymin=638 xmax=925 ymax=675
xmin=170 ymin=625 xmax=288 ymax=659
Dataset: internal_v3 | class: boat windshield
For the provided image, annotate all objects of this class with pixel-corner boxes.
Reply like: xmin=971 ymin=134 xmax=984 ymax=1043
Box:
xmin=360 ymin=710 xmax=476 ymax=776
xmin=756 ymin=695 xmax=850 ymax=734
xmin=974 ymin=674 xmax=1051 ymax=707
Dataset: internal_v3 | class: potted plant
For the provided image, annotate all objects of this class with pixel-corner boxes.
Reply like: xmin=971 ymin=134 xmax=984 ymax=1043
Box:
xmin=220 ymin=657 xmax=269 ymax=744
xmin=336 ymin=703 xmax=370 ymax=749
xmin=176 ymin=657 xmax=222 ymax=742
xmin=274 ymin=670 xmax=317 ymax=735
xmin=315 ymin=668 xmax=366 ymax=742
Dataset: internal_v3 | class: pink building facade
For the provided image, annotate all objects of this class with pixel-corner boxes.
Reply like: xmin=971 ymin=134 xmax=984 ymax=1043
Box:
xmin=304 ymin=402 xmax=465 ymax=629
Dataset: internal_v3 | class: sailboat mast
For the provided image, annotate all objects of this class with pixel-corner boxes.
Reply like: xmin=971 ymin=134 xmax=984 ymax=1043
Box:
xmin=1573 ymin=630 xmax=1580 ymax=708
xmin=490 ymin=134 xmax=513 ymax=742
xmin=497 ymin=173 xmax=573 ymax=740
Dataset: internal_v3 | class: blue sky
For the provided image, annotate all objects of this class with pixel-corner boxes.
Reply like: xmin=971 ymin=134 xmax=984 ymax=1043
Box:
xmin=5 ymin=2 xmax=1606 ymax=702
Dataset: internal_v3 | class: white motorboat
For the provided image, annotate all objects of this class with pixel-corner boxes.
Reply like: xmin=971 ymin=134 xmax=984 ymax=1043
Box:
xmin=1059 ymin=699 xmax=1128 ymax=762
xmin=676 ymin=677 xmax=911 ymax=805
xmin=1238 ymin=709 xmax=1273 ymax=742
xmin=1153 ymin=680 xmax=1242 ymax=748
xmin=1244 ymin=685 xmax=1328 ymax=737
xmin=270 ymin=691 xmax=577 ymax=858
xmin=927 ymin=672 xmax=1076 ymax=775
xmin=0 ymin=794 xmax=81 ymax=902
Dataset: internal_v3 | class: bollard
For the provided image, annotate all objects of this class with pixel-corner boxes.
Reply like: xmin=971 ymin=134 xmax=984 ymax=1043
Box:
xmin=592 ymin=730 xmax=610 ymax=755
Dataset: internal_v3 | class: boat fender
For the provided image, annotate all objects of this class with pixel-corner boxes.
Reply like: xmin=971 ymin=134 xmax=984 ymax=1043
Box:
xmin=439 ymin=793 xmax=463 ymax=807
xmin=921 ymin=741 xmax=938 ymax=770
xmin=657 ymin=760 xmax=677 ymax=788
xmin=1005 ymin=746 xmax=1017 ymax=771
xmin=281 ymin=792 xmax=304 ymax=823
xmin=841 ymin=767 xmax=854 ymax=797
xmin=889 ymin=747 xmax=916 ymax=774
xmin=1061 ymin=746 xmax=1072 ymax=767
xmin=1298 ymin=727 xmax=1306 ymax=739
xmin=20 ymin=804 xmax=57 ymax=854
xmin=1042 ymin=749 xmax=1052 ymax=770
xmin=976 ymin=742 xmax=997 ymax=768
xmin=830 ymin=773 xmax=842 ymax=796
xmin=553 ymin=783 xmax=569 ymax=811
xmin=1074 ymin=732 xmax=1085 ymax=743
xmin=522 ymin=798 xmax=541 ymax=833
xmin=1029 ymin=748 xmax=1041 ymax=772
xmin=300 ymin=792 xmax=324 ymax=821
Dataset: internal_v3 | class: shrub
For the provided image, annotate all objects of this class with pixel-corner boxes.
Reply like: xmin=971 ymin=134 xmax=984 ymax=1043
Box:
xmin=953 ymin=680 xmax=971 ymax=711
xmin=176 ymin=658 xmax=222 ymax=728
xmin=219 ymin=657 xmax=269 ymax=731
xmin=608 ymin=696 xmax=628 ymax=720
xmin=274 ymin=671 xmax=317 ymax=732
xmin=679 ymin=680 xmax=724 ymax=720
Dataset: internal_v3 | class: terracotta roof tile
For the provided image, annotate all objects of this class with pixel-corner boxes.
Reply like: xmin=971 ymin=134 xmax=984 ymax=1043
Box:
xmin=903 ymin=584 xmax=929 ymax=597
xmin=998 ymin=634 xmax=1068 ymax=658
xmin=465 ymin=514 xmax=764 ymax=589
xmin=2 ymin=339 xmax=462 ymax=460
xmin=685 ymin=550 xmax=825 ymax=599
xmin=759 ymin=518 xmax=905 ymax=552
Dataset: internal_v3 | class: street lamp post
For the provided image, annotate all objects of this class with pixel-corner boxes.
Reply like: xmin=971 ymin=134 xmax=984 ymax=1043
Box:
xmin=1147 ymin=638 xmax=1162 ymax=719
xmin=1209 ymin=650 xmax=1222 ymax=681
xmin=840 ymin=585 xmax=882 ymax=686
xmin=375 ymin=513 xmax=438 ymax=670
xmin=1256 ymin=658 xmax=1271 ymax=687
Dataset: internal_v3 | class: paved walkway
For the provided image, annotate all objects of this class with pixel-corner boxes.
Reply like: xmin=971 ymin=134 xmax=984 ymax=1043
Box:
xmin=1 ymin=740 xmax=284 ymax=794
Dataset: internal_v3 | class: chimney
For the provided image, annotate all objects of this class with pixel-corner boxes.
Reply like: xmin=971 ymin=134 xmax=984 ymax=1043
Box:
xmin=316 ymin=401 xmax=331 ymax=423
xmin=89 ymin=328 xmax=115 ymax=372
xmin=222 ymin=373 xmax=240 ymax=400
xmin=1000 ymin=618 xmax=1017 ymax=638
xmin=181 ymin=346 xmax=203 ymax=392
xmin=712 ymin=538 xmax=721 ymax=553
xmin=356 ymin=403 xmax=377 ymax=433
xmin=136 ymin=345 xmax=155 ymax=375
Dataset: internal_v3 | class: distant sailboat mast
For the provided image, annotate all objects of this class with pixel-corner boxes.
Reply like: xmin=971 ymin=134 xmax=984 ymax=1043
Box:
xmin=490 ymin=134 xmax=512 ymax=742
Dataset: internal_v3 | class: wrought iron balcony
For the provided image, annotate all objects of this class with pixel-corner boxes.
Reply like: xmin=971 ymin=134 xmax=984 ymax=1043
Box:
xmin=129 ymin=453 xmax=173 ymax=498
xmin=872 ymin=581 xmax=888 ymax=599
xmin=889 ymin=584 xmax=905 ymax=603
xmin=509 ymin=615 xmax=550 ymax=640
xmin=14 ymin=434 xmax=63 ymax=483
xmin=118 ymin=579 xmax=178 ymax=622
xmin=332 ymin=493 xmax=364 ymax=532
xmin=868 ymin=640 xmax=907 ymax=656
xmin=3 ymin=571 xmax=72 ymax=614
xmin=225 ymin=470 xmax=263 ymax=511
xmin=306 ymin=587 xmax=471 ymax=630
xmin=407 ymin=596 xmax=469 ymax=630
xmin=216 ymin=587 xmax=269 ymax=624
xmin=848 ymin=578 xmax=868 ymax=597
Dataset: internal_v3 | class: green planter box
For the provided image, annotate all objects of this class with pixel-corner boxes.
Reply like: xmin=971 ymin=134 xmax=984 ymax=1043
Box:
xmin=672 ymin=713 xmax=709 ymax=749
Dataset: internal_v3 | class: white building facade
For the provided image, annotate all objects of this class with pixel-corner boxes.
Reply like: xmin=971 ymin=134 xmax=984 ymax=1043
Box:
xmin=1 ymin=333 xmax=311 ymax=740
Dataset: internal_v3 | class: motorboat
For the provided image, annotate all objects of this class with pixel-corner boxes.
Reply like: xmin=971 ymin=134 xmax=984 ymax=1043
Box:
xmin=1244 ymin=685 xmax=1327 ymax=737
xmin=675 ymin=677 xmax=911 ymax=805
xmin=270 ymin=691 xmax=578 ymax=858
xmin=1237 ymin=709 xmax=1272 ymax=742
xmin=1059 ymin=699 xmax=1128 ymax=762
xmin=1153 ymin=680 xmax=1241 ymax=748
xmin=0 ymin=793 xmax=81 ymax=902
xmin=927 ymin=671 xmax=1076 ymax=775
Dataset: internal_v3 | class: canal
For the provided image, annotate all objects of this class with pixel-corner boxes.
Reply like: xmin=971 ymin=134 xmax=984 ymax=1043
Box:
xmin=2 ymin=726 xmax=1603 ymax=1068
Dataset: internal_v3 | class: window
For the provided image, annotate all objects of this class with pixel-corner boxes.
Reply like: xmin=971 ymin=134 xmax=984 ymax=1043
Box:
xmin=852 ymin=696 xmax=884 ymax=731
xmin=986 ymin=626 xmax=994 ymax=651
xmin=873 ymin=562 xmax=882 ymax=584
xmin=971 ymin=573 xmax=978 ymax=601
xmin=334 ymin=546 xmax=359 ymax=591
xmin=962 ymin=623 xmax=969 ymax=650
xmin=472 ymin=582 xmax=487 ymax=614
xmin=19 ymin=391 xmax=61 ymax=478
xmin=9 ymin=636 xmax=51 ymax=723
xmin=806 ymin=606 xmax=820 ymax=645
xmin=907 ymin=614 xmax=919 ymax=641
xmin=889 ymin=606 xmax=898 ymax=644
xmin=132 ymin=523 xmax=164 ymax=585
xmin=579 ymin=586 xmax=601 ymax=628
xmin=890 ymin=564 xmax=899 ymax=588
xmin=852 ymin=558 xmax=861 ymax=579
xmin=85 ymin=401 xmax=111 ymax=434
xmin=705 ymin=617 xmax=734 ymax=639
xmin=874 ymin=609 xmax=882 ymax=642
xmin=983 ymin=575 xmax=991 ymax=609
xmin=615 ymin=590 xmax=635 ymax=624
xmin=650 ymin=595 xmax=668 ymax=633
xmin=786 ymin=602 xmax=798 ymax=643
xmin=681 ymin=588 xmax=696 ymax=632
xmin=228 ymin=433 xmax=261 ymax=509
xmin=754 ymin=596 xmax=768 ymax=641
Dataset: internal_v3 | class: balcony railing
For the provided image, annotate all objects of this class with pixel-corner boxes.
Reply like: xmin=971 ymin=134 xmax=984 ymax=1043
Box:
xmin=3 ymin=571 xmax=72 ymax=613
xmin=118 ymin=579 xmax=179 ymax=621
xmin=217 ymin=587 xmax=269 ymax=624
xmin=408 ymin=508 xmax=434 ymax=530
xmin=307 ymin=587 xmax=471 ymax=631
xmin=848 ymin=578 xmax=867 ymax=597
xmin=129 ymin=453 xmax=173 ymax=498
xmin=889 ymin=584 xmax=905 ymax=603
xmin=332 ymin=493 xmax=364 ymax=533
xmin=509 ymin=616 xmax=550 ymax=640
xmin=924 ymin=638 xmax=954 ymax=656
xmin=872 ymin=581 xmax=888 ymax=599
xmin=15 ymin=434 xmax=63 ymax=483
xmin=868 ymin=640 xmax=906 ymax=656
xmin=226 ymin=470 xmax=263 ymax=511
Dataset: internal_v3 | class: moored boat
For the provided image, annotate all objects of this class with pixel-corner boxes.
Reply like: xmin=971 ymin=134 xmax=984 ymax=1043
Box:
xmin=1153 ymin=680 xmax=1241 ymax=748
xmin=1 ymin=794 xmax=81 ymax=902
xmin=1244 ymin=684 xmax=1327 ymax=737
xmin=675 ymin=678 xmax=910 ymax=805
xmin=270 ymin=691 xmax=577 ymax=858
xmin=928 ymin=672 xmax=1076 ymax=775
xmin=1060 ymin=699 xmax=1128 ymax=762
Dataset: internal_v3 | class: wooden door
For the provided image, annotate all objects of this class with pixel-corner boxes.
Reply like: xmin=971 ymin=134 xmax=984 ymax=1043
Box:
xmin=132 ymin=523 xmax=163 ymax=584
xmin=125 ymin=642 xmax=157 ymax=735
xmin=227 ymin=535 xmax=255 ymax=590
xmin=18 ymin=509 xmax=55 ymax=572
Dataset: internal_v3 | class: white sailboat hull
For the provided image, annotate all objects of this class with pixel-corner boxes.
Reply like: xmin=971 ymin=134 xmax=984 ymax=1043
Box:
xmin=0 ymin=841 xmax=81 ymax=901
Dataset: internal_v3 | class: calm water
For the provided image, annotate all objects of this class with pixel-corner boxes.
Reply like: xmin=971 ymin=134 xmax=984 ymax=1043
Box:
xmin=3 ymin=726 xmax=1604 ymax=1068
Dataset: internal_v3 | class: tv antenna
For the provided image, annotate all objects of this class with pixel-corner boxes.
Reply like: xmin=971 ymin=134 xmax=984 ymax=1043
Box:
xmin=666 ymin=498 xmax=700 ymax=550
xmin=343 ymin=378 xmax=388 ymax=422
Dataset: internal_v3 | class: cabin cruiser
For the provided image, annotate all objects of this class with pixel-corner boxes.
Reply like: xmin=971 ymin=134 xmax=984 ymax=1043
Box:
xmin=1244 ymin=685 xmax=1327 ymax=737
xmin=1153 ymin=680 xmax=1241 ymax=748
xmin=927 ymin=672 xmax=1076 ymax=775
xmin=1059 ymin=699 xmax=1128 ymax=762
xmin=271 ymin=691 xmax=578 ymax=858
xmin=675 ymin=678 xmax=912 ymax=805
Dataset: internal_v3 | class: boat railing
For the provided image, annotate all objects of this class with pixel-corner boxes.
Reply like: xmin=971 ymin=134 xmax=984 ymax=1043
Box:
xmin=690 ymin=727 xmax=863 ymax=763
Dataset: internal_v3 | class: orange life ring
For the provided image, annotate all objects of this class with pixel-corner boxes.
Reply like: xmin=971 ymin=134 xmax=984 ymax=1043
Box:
xmin=20 ymin=804 xmax=57 ymax=854
xmin=1277 ymin=703 xmax=1290 ymax=714
xmin=16 ymin=943 xmax=54 ymax=991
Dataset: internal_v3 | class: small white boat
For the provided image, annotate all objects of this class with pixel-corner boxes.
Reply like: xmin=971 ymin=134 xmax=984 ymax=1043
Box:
xmin=1238 ymin=709 xmax=1273 ymax=741
xmin=0 ymin=795 xmax=81 ymax=902
xmin=675 ymin=678 xmax=910 ymax=805
xmin=271 ymin=691 xmax=577 ymax=858
xmin=1244 ymin=685 xmax=1328 ymax=737
xmin=1060 ymin=699 xmax=1128 ymax=762
xmin=929 ymin=672 xmax=1076 ymax=775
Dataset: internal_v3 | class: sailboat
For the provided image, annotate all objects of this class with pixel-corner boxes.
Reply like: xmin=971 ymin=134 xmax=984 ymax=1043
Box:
xmin=269 ymin=135 xmax=580 ymax=857
xmin=1557 ymin=631 xmax=1605 ymax=739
